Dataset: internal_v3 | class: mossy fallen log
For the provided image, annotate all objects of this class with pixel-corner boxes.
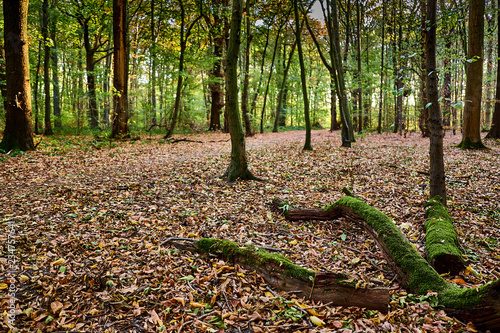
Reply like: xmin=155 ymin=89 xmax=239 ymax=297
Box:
xmin=164 ymin=237 xmax=391 ymax=312
xmin=424 ymin=196 xmax=465 ymax=275
xmin=272 ymin=196 xmax=500 ymax=331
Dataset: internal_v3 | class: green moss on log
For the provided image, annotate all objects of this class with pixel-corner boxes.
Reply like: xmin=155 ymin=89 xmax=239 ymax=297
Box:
xmin=424 ymin=196 xmax=465 ymax=274
xmin=195 ymin=238 xmax=315 ymax=282
xmin=325 ymin=196 xmax=449 ymax=294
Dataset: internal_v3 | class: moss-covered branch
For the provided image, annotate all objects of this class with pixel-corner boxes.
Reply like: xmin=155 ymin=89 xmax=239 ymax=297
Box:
xmin=424 ymin=196 xmax=465 ymax=275
xmin=272 ymin=196 xmax=500 ymax=331
xmin=165 ymin=238 xmax=391 ymax=312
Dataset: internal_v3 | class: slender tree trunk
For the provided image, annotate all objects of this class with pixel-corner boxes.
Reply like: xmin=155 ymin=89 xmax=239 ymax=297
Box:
xmin=425 ymin=0 xmax=446 ymax=205
xmin=42 ymin=0 xmax=53 ymax=135
xmin=50 ymin=5 xmax=61 ymax=129
xmin=330 ymin=77 xmax=338 ymax=131
xmin=83 ymin=22 xmax=99 ymax=129
xmin=150 ymin=0 xmax=157 ymax=125
xmin=0 ymin=0 xmax=35 ymax=151
xmin=484 ymin=37 xmax=493 ymax=129
xmin=294 ymin=0 xmax=312 ymax=151
xmin=419 ymin=0 xmax=430 ymax=137
xmin=377 ymin=0 xmax=385 ymax=134
xmin=273 ymin=41 xmax=296 ymax=132
xmin=102 ymin=47 xmax=111 ymax=127
xmin=110 ymin=0 xmax=129 ymax=138
xmin=249 ymin=27 xmax=271 ymax=117
xmin=356 ymin=0 xmax=363 ymax=133
xmin=459 ymin=0 xmax=486 ymax=149
xmin=241 ymin=0 xmax=253 ymax=137
xmin=394 ymin=0 xmax=403 ymax=134
xmin=33 ymin=40 xmax=42 ymax=135
xmin=486 ymin=0 xmax=500 ymax=138
xmin=224 ymin=0 xmax=259 ymax=182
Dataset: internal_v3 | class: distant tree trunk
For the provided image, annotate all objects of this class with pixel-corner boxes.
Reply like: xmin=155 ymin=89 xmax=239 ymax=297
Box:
xmin=294 ymin=0 xmax=312 ymax=151
xmin=273 ymin=41 xmax=296 ymax=132
xmin=459 ymin=0 xmax=486 ymax=149
xmin=33 ymin=40 xmax=42 ymax=135
xmin=150 ymin=0 xmax=157 ymax=125
xmin=110 ymin=0 xmax=129 ymax=138
xmin=260 ymin=29 xmax=281 ymax=134
xmin=356 ymin=0 xmax=363 ymax=133
xmin=249 ymin=26 xmax=271 ymax=117
xmin=50 ymin=5 xmax=61 ymax=129
xmin=425 ymin=0 xmax=446 ymax=205
xmin=224 ymin=0 xmax=259 ymax=182
xmin=42 ymin=0 xmax=53 ymax=135
xmin=83 ymin=23 xmax=99 ymax=129
xmin=486 ymin=0 xmax=500 ymax=139
xmin=102 ymin=47 xmax=111 ymax=127
xmin=241 ymin=0 xmax=253 ymax=137
xmin=419 ymin=0 xmax=430 ymax=137
xmin=330 ymin=77 xmax=338 ymax=131
xmin=393 ymin=0 xmax=403 ymax=134
xmin=484 ymin=37 xmax=493 ymax=130
xmin=377 ymin=0 xmax=385 ymax=134
xmin=0 ymin=0 xmax=35 ymax=152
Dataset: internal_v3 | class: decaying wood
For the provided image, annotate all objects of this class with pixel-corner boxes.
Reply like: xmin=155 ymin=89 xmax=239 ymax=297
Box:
xmin=163 ymin=238 xmax=391 ymax=312
xmin=272 ymin=196 xmax=500 ymax=331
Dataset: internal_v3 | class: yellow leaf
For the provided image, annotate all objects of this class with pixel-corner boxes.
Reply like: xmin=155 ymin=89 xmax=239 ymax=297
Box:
xmin=289 ymin=239 xmax=298 ymax=245
xmin=19 ymin=275 xmax=30 ymax=282
xmin=306 ymin=308 xmax=320 ymax=316
xmin=52 ymin=258 xmax=65 ymax=266
xmin=310 ymin=315 xmax=325 ymax=327
xmin=237 ymin=272 xmax=245 ymax=277
xmin=0 ymin=283 xmax=8 ymax=290
xmin=188 ymin=233 xmax=198 ymax=238
xmin=90 ymin=263 xmax=98 ymax=269
xmin=190 ymin=301 xmax=207 ymax=308
xmin=264 ymin=292 xmax=274 ymax=298
xmin=172 ymin=297 xmax=186 ymax=306
xmin=61 ymin=324 xmax=75 ymax=329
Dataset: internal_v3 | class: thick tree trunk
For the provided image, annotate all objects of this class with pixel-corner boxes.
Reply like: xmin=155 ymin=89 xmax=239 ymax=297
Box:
xmin=224 ymin=0 xmax=259 ymax=182
xmin=271 ymin=197 xmax=500 ymax=331
xmin=110 ymin=0 xmax=129 ymax=139
xmin=419 ymin=0 xmax=430 ymax=137
xmin=459 ymin=0 xmax=486 ymax=149
xmin=0 ymin=0 xmax=35 ymax=152
xmin=425 ymin=0 xmax=446 ymax=206
xmin=377 ymin=0 xmax=386 ymax=134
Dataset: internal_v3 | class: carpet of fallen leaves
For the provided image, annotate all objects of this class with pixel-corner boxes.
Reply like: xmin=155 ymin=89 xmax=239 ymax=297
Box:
xmin=1 ymin=129 xmax=499 ymax=333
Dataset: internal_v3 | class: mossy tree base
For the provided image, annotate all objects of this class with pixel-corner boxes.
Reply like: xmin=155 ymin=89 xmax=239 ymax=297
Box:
xmin=424 ymin=196 xmax=465 ymax=275
xmin=164 ymin=238 xmax=390 ymax=312
xmin=272 ymin=197 xmax=500 ymax=331
xmin=457 ymin=138 xmax=488 ymax=149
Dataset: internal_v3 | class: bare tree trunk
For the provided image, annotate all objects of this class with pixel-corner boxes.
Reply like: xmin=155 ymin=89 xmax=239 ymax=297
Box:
xmin=224 ymin=0 xmax=260 ymax=182
xmin=425 ymin=0 xmax=446 ymax=205
xmin=418 ymin=0 xmax=430 ymax=137
xmin=459 ymin=0 xmax=486 ymax=149
xmin=241 ymin=0 xmax=253 ymax=137
xmin=486 ymin=0 xmax=500 ymax=139
xmin=0 ymin=0 xmax=35 ymax=151
xmin=377 ymin=0 xmax=385 ymax=134
xmin=273 ymin=41 xmax=296 ymax=132
xmin=294 ymin=0 xmax=312 ymax=151
xmin=110 ymin=0 xmax=129 ymax=138
xmin=50 ymin=2 xmax=61 ymax=129
xmin=42 ymin=0 xmax=53 ymax=135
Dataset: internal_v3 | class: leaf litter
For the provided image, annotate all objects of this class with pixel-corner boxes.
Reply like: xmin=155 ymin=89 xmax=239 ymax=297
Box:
xmin=0 ymin=130 xmax=499 ymax=332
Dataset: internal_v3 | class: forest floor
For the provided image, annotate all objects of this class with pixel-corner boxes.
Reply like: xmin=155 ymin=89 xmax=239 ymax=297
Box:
xmin=1 ymin=129 xmax=499 ymax=333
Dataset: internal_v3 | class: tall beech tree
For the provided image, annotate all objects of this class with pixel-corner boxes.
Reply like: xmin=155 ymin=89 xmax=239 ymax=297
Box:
xmin=42 ymin=0 xmax=53 ymax=135
xmin=0 ymin=0 xmax=35 ymax=152
xmin=110 ymin=0 xmax=129 ymax=138
xmin=486 ymin=0 xmax=500 ymax=139
xmin=294 ymin=0 xmax=312 ymax=150
xmin=425 ymin=0 xmax=446 ymax=205
xmin=224 ymin=0 xmax=259 ymax=182
xmin=459 ymin=0 xmax=486 ymax=149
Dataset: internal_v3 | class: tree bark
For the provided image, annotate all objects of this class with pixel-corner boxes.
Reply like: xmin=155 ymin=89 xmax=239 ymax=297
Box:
xmin=50 ymin=2 xmax=61 ymax=129
xmin=110 ymin=0 xmax=129 ymax=138
xmin=273 ymin=41 xmax=296 ymax=132
xmin=241 ymin=0 xmax=253 ymax=137
xmin=424 ymin=197 xmax=465 ymax=275
xmin=377 ymin=0 xmax=385 ymax=134
xmin=486 ymin=0 xmax=499 ymax=139
xmin=0 ymin=0 xmax=35 ymax=152
xmin=271 ymin=197 xmax=500 ymax=331
xmin=418 ymin=0 xmax=430 ymax=137
xmin=459 ymin=0 xmax=486 ymax=149
xmin=224 ymin=0 xmax=259 ymax=182
xmin=168 ymin=238 xmax=390 ymax=312
xmin=425 ymin=0 xmax=446 ymax=206
xmin=42 ymin=0 xmax=53 ymax=135
xmin=293 ymin=0 xmax=312 ymax=151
